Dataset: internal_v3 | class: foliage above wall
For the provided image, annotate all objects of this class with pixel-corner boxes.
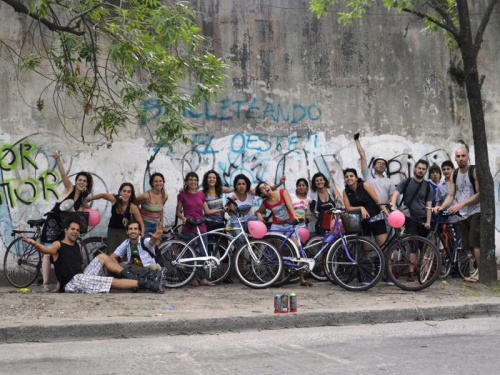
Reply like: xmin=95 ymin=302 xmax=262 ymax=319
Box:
xmin=0 ymin=0 xmax=227 ymax=145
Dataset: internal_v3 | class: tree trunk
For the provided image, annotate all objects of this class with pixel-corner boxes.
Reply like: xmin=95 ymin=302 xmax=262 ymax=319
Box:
xmin=456 ymin=0 xmax=497 ymax=284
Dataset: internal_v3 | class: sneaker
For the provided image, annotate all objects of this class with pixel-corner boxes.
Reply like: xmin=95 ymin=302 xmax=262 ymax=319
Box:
xmin=40 ymin=284 xmax=50 ymax=293
xmin=138 ymin=270 xmax=164 ymax=293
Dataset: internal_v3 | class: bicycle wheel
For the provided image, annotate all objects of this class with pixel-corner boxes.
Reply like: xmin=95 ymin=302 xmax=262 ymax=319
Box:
xmin=457 ymin=247 xmax=477 ymax=279
xmin=83 ymin=236 xmax=107 ymax=258
xmin=3 ymin=237 xmax=41 ymax=288
xmin=76 ymin=238 xmax=91 ymax=268
xmin=158 ymin=240 xmax=198 ymax=288
xmin=386 ymin=235 xmax=441 ymax=291
xmin=205 ymin=233 xmax=232 ymax=284
xmin=233 ymin=239 xmax=282 ymax=289
xmin=325 ymin=236 xmax=384 ymax=291
xmin=304 ymin=236 xmax=328 ymax=281
xmin=264 ymin=234 xmax=300 ymax=287
xmin=427 ymin=232 xmax=451 ymax=279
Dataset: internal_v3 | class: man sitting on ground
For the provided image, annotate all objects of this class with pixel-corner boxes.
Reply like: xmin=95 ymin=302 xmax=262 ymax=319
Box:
xmin=22 ymin=220 xmax=163 ymax=293
xmin=109 ymin=221 xmax=162 ymax=276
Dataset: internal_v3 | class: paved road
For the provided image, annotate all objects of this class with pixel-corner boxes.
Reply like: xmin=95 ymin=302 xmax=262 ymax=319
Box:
xmin=1 ymin=316 xmax=499 ymax=374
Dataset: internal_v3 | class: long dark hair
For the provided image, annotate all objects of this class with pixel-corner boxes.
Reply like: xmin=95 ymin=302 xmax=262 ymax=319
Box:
xmin=116 ymin=182 xmax=137 ymax=204
xmin=75 ymin=172 xmax=94 ymax=194
xmin=202 ymin=170 xmax=223 ymax=196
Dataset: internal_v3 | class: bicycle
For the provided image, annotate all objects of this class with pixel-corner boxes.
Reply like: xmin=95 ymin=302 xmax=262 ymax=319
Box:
xmin=381 ymin=205 xmax=441 ymax=291
xmin=3 ymin=218 xmax=90 ymax=288
xmin=158 ymin=197 xmax=283 ymax=289
xmin=427 ymin=211 xmax=476 ymax=279
xmin=265 ymin=208 xmax=385 ymax=291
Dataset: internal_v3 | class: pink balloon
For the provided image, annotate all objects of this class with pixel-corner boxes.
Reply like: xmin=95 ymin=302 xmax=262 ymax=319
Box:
xmin=84 ymin=208 xmax=101 ymax=227
xmin=388 ymin=210 xmax=405 ymax=229
xmin=247 ymin=221 xmax=267 ymax=239
xmin=298 ymin=227 xmax=310 ymax=243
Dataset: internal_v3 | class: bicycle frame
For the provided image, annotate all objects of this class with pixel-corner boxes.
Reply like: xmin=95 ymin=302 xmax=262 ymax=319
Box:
xmin=172 ymin=215 xmax=262 ymax=270
xmin=271 ymin=211 xmax=359 ymax=272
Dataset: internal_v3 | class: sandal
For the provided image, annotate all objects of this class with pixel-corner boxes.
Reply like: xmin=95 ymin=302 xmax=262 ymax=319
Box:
xmin=465 ymin=275 xmax=479 ymax=283
xmin=191 ymin=279 xmax=201 ymax=287
xmin=300 ymin=281 xmax=313 ymax=287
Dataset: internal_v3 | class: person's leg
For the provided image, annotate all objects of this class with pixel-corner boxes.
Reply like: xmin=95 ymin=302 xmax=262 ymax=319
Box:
xmin=41 ymin=253 xmax=51 ymax=291
xmin=469 ymin=213 xmax=481 ymax=279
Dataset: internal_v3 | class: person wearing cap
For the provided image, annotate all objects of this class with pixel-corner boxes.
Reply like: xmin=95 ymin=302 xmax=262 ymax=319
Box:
xmin=354 ymin=133 xmax=394 ymax=204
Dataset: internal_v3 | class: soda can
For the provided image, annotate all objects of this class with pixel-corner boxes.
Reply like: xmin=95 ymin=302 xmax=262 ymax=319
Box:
xmin=274 ymin=294 xmax=282 ymax=314
xmin=281 ymin=294 xmax=289 ymax=313
xmin=289 ymin=292 xmax=297 ymax=313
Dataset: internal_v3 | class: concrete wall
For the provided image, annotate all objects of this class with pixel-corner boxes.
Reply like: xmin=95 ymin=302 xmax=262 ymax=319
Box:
xmin=1 ymin=0 xmax=500 ymax=264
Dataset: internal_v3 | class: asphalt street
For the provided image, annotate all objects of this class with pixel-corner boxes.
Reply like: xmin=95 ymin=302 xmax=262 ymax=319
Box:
xmin=1 ymin=316 xmax=499 ymax=375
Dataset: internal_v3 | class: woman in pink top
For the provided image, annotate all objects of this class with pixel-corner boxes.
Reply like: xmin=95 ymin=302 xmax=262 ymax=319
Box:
xmin=176 ymin=172 xmax=215 ymax=287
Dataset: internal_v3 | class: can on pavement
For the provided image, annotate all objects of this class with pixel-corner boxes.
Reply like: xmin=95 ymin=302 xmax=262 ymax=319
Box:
xmin=281 ymin=293 xmax=289 ymax=313
xmin=289 ymin=292 xmax=297 ymax=313
xmin=274 ymin=294 xmax=282 ymax=314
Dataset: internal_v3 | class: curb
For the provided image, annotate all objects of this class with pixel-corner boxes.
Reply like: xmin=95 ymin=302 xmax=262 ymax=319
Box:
xmin=1 ymin=303 xmax=500 ymax=344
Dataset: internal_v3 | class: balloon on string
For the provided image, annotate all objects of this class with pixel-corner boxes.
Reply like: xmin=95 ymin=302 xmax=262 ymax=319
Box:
xmin=388 ymin=210 xmax=406 ymax=229
xmin=247 ymin=221 xmax=267 ymax=239
xmin=84 ymin=208 xmax=101 ymax=227
xmin=298 ymin=227 xmax=310 ymax=243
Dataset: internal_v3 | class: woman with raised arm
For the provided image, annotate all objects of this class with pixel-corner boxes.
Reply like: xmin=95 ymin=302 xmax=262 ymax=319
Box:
xmin=309 ymin=172 xmax=344 ymax=236
xmin=176 ymin=172 xmax=216 ymax=287
xmin=40 ymin=152 xmax=94 ymax=292
xmin=343 ymin=168 xmax=388 ymax=247
xmin=137 ymin=172 xmax=169 ymax=235
xmin=85 ymin=183 xmax=145 ymax=254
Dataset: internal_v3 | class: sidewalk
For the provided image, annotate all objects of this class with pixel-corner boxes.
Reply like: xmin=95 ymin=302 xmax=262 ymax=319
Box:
xmin=1 ymin=278 xmax=500 ymax=344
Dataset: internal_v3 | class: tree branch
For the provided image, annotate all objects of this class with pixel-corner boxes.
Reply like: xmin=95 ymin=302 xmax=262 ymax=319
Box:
xmin=473 ymin=0 xmax=500 ymax=58
xmin=401 ymin=7 xmax=459 ymax=40
xmin=2 ymin=0 xmax=85 ymax=36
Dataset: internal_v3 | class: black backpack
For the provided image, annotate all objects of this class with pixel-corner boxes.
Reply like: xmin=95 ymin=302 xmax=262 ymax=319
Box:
xmin=453 ymin=165 xmax=476 ymax=194
xmin=140 ymin=237 xmax=164 ymax=267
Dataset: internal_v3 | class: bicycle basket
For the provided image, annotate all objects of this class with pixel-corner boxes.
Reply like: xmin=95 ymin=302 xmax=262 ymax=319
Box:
xmin=340 ymin=213 xmax=361 ymax=234
xmin=60 ymin=212 xmax=90 ymax=233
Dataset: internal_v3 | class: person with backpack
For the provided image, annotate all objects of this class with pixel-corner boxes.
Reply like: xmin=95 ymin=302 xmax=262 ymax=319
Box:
xmin=109 ymin=221 xmax=163 ymax=276
xmin=438 ymin=147 xmax=480 ymax=282
xmin=390 ymin=159 xmax=434 ymax=238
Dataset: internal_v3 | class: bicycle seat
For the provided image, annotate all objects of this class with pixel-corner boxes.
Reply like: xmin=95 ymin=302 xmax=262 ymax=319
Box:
xmin=186 ymin=218 xmax=205 ymax=227
xmin=28 ymin=219 xmax=46 ymax=228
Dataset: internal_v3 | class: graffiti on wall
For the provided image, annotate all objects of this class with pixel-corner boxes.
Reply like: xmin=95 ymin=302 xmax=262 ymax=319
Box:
xmin=140 ymin=97 xmax=322 ymax=126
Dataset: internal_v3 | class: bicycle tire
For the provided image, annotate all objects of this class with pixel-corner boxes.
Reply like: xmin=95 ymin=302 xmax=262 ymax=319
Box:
xmin=427 ymin=232 xmax=451 ymax=279
xmin=83 ymin=236 xmax=107 ymax=258
xmin=3 ymin=237 xmax=41 ymax=288
xmin=304 ymin=235 xmax=329 ymax=281
xmin=325 ymin=236 xmax=384 ymax=291
xmin=233 ymin=239 xmax=282 ymax=289
xmin=158 ymin=240 xmax=198 ymax=288
xmin=76 ymin=238 xmax=91 ymax=268
xmin=264 ymin=234 xmax=300 ymax=287
xmin=386 ymin=235 xmax=441 ymax=291
xmin=457 ymin=247 xmax=477 ymax=279
xmin=205 ymin=233 xmax=233 ymax=284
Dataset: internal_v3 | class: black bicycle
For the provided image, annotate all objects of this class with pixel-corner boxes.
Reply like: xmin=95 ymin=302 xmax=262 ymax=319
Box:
xmin=3 ymin=218 xmax=90 ymax=288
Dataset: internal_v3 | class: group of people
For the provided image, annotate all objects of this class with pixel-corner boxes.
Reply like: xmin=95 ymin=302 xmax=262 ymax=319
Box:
xmin=27 ymin=134 xmax=481 ymax=294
